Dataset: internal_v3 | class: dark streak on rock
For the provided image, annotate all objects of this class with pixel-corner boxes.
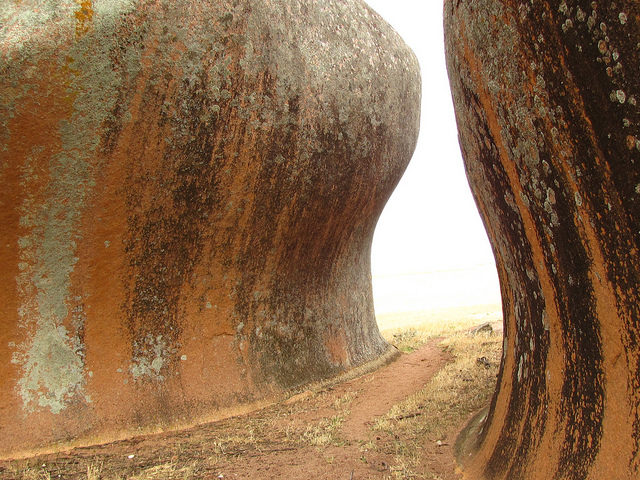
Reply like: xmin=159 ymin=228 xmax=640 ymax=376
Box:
xmin=554 ymin=3 xmax=640 ymax=468
xmin=121 ymin=9 xmax=243 ymax=373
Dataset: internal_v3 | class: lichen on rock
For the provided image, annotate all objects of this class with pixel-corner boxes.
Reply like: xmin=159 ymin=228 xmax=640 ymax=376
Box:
xmin=0 ymin=0 xmax=420 ymax=457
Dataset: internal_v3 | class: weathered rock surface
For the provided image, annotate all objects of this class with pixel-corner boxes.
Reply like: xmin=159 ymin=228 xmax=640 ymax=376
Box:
xmin=0 ymin=0 xmax=420 ymax=457
xmin=445 ymin=1 xmax=640 ymax=479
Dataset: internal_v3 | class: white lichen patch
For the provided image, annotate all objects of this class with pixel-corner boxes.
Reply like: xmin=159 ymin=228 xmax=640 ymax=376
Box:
xmin=562 ymin=18 xmax=574 ymax=32
xmin=5 ymin=0 xmax=153 ymax=413
xmin=12 ymin=323 xmax=88 ymax=414
xmin=559 ymin=2 xmax=569 ymax=15
xmin=517 ymin=355 xmax=524 ymax=382
xmin=598 ymin=39 xmax=608 ymax=54
xmin=12 ymin=146 xmax=89 ymax=414
xmin=130 ymin=334 xmax=176 ymax=381
xmin=619 ymin=12 xmax=628 ymax=25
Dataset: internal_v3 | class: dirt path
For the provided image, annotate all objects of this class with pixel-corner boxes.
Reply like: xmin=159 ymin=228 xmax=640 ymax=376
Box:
xmin=340 ymin=341 xmax=448 ymax=441
xmin=1 ymin=340 xmax=467 ymax=480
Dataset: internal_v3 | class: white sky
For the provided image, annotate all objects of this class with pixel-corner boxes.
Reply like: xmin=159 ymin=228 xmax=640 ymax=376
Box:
xmin=365 ymin=0 xmax=497 ymax=276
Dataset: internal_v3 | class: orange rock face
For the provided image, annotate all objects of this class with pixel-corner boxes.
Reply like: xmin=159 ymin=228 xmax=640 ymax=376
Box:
xmin=0 ymin=0 xmax=420 ymax=457
xmin=445 ymin=1 xmax=640 ymax=478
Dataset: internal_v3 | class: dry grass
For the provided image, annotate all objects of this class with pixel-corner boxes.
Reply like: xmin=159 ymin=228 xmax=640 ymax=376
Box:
xmin=302 ymin=414 xmax=346 ymax=447
xmin=9 ymin=460 xmax=205 ymax=480
xmin=86 ymin=463 xmax=102 ymax=480
xmin=300 ymin=389 xmax=356 ymax=447
xmin=4 ymin=463 xmax=55 ymax=480
xmin=127 ymin=461 xmax=201 ymax=480
xmin=375 ymin=332 xmax=500 ymax=435
xmin=13 ymin=468 xmax=51 ymax=480
xmin=332 ymin=390 xmax=357 ymax=410
xmin=374 ymin=318 xmax=502 ymax=478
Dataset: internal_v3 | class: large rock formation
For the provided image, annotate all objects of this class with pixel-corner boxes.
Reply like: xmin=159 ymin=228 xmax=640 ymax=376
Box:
xmin=446 ymin=1 xmax=640 ymax=479
xmin=0 ymin=0 xmax=420 ymax=457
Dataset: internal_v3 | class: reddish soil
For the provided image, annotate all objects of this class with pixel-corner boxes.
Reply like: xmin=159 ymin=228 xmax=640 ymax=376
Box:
xmin=1 ymin=341 xmax=466 ymax=480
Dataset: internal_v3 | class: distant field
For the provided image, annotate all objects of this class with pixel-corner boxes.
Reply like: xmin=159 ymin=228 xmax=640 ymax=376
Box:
xmin=373 ymin=264 xmax=501 ymax=313
xmin=373 ymin=264 xmax=503 ymax=333
xmin=376 ymin=304 xmax=503 ymax=338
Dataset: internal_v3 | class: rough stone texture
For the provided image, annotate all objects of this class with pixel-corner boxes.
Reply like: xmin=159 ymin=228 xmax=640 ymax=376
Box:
xmin=445 ymin=1 xmax=640 ymax=479
xmin=0 ymin=0 xmax=420 ymax=457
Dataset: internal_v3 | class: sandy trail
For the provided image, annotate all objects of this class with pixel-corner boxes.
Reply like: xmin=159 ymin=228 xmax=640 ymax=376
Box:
xmin=340 ymin=341 xmax=448 ymax=441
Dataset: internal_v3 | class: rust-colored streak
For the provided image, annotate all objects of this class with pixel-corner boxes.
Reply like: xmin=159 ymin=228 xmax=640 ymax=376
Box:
xmin=74 ymin=0 xmax=94 ymax=38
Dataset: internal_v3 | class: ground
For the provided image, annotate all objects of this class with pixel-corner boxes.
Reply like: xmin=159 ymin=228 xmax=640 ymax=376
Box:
xmin=1 ymin=305 xmax=502 ymax=480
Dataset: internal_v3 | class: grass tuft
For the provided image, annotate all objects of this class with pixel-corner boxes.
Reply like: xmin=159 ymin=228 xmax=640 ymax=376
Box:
xmin=302 ymin=414 xmax=346 ymax=447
